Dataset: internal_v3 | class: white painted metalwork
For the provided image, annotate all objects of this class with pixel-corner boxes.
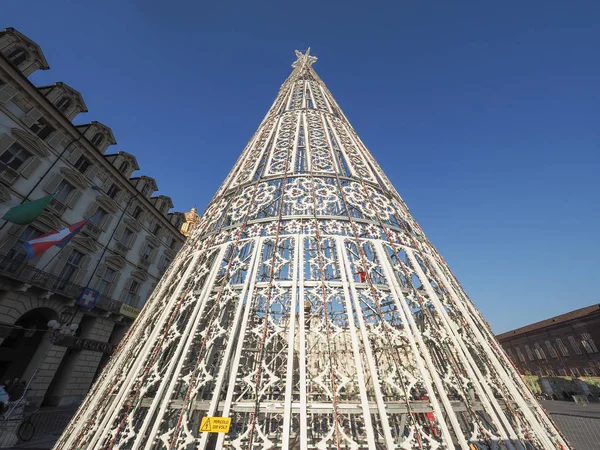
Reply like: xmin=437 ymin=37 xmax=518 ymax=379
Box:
xmin=54 ymin=50 xmax=571 ymax=450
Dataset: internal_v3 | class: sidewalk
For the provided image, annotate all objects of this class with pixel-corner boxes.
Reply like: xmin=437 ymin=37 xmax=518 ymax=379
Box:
xmin=2 ymin=406 xmax=75 ymax=450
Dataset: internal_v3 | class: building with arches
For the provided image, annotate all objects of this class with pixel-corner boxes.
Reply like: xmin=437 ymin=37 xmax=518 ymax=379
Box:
xmin=0 ymin=27 xmax=186 ymax=410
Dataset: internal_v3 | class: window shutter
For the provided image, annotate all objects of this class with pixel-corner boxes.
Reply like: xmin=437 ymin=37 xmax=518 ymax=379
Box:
xmin=47 ymin=131 xmax=65 ymax=149
xmin=52 ymin=247 xmax=73 ymax=274
xmin=67 ymin=190 xmax=82 ymax=209
xmin=73 ymin=254 xmax=92 ymax=284
xmin=120 ymin=278 xmax=133 ymax=301
xmin=20 ymin=157 xmax=41 ymax=179
xmin=84 ymin=203 xmax=96 ymax=219
xmin=115 ymin=224 xmax=125 ymax=241
xmin=0 ymin=134 xmax=16 ymax=153
xmin=0 ymin=83 xmax=19 ymax=104
xmin=97 ymin=170 xmax=108 ymax=183
xmin=0 ymin=235 xmax=19 ymax=255
xmin=67 ymin=148 xmax=82 ymax=164
xmin=85 ymin=165 xmax=98 ymax=181
xmin=94 ymin=264 xmax=106 ymax=286
xmin=157 ymin=255 xmax=165 ymax=271
xmin=21 ymin=108 xmax=43 ymax=127
xmin=7 ymin=224 xmax=23 ymax=236
xmin=150 ymin=248 xmax=159 ymax=263
xmin=101 ymin=214 xmax=114 ymax=232
xmin=108 ymin=271 xmax=123 ymax=298
xmin=44 ymin=173 xmax=63 ymax=194
xmin=101 ymin=179 xmax=112 ymax=191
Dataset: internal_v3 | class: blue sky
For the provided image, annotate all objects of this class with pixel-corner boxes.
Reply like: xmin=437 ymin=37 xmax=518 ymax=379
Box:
xmin=3 ymin=1 xmax=599 ymax=333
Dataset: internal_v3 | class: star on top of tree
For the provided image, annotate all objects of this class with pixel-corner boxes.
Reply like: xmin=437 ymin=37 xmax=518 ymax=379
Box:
xmin=292 ymin=48 xmax=318 ymax=68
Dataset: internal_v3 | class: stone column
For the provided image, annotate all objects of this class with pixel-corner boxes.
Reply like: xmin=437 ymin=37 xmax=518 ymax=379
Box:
xmin=51 ymin=317 xmax=115 ymax=407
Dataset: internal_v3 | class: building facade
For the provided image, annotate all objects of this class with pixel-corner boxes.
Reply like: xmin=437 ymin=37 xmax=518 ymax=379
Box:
xmin=497 ymin=304 xmax=600 ymax=378
xmin=0 ymin=27 xmax=186 ymax=410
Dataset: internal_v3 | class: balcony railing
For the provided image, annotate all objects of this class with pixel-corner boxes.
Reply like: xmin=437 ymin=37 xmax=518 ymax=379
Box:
xmin=114 ymin=241 xmax=129 ymax=257
xmin=47 ymin=197 xmax=67 ymax=216
xmin=82 ymin=221 xmax=102 ymax=239
xmin=0 ymin=254 xmax=128 ymax=318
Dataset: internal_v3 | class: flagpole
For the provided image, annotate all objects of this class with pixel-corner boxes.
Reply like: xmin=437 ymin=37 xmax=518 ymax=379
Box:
xmin=0 ymin=136 xmax=82 ymax=232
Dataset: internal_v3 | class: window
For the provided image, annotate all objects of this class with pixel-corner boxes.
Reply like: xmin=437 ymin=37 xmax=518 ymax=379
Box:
xmin=132 ymin=206 xmax=142 ymax=220
xmin=30 ymin=117 xmax=55 ymax=140
xmin=74 ymin=156 xmax=91 ymax=174
xmin=142 ymin=244 xmax=154 ymax=261
xmin=90 ymin=207 xmax=108 ymax=226
xmin=170 ymin=237 xmax=177 ymax=249
xmin=124 ymin=280 xmax=140 ymax=306
xmin=119 ymin=161 xmax=129 ymax=174
xmin=120 ymin=228 xmax=134 ymax=247
xmin=533 ymin=343 xmax=546 ymax=360
xmin=571 ymin=368 xmax=581 ymax=377
xmin=141 ymin=184 xmax=151 ymax=197
xmin=515 ymin=347 xmax=526 ymax=363
xmin=524 ymin=345 xmax=535 ymax=361
xmin=91 ymin=133 xmax=104 ymax=147
xmin=558 ymin=368 xmax=567 ymax=376
xmin=56 ymin=250 xmax=84 ymax=288
xmin=581 ymin=333 xmax=598 ymax=353
xmin=584 ymin=367 xmax=595 ymax=377
xmin=545 ymin=341 xmax=558 ymax=358
xmin=0 ymin=143 xmax=32 ymax=171
xmin=153 ymin=224 xmax=162 ymax=236
xmin=54 ymin=179 xmax=75 ymax=203
xmin=98 ymin=267 xmax=116 ymax=296
xmin=56 ymin=97 xmax=72 ymax=113
xmin=556 ymin=338 xmax=569 ymax=356
xmin=568 ymin=336 xmax=583 ymax=355
xmin=7 ymin=48 xmax=28 ymax=66
xmin=106 ymin=184 xmax=120 ymax=199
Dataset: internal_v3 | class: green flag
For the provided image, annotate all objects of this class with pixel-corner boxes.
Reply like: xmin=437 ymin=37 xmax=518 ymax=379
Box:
xmin=1 ymin=195 xmax=54 ymax=225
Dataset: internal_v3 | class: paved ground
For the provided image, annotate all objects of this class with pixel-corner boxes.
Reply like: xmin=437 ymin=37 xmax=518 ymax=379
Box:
xmin=540 ymin=400 xmax=600 ymax=450
xmin=540 ymin=399 xmax=600 ymax=418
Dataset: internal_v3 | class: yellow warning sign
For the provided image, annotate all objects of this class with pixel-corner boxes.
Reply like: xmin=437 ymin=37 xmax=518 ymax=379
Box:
xmin=199 ymin=416 xmax=231 ymax=433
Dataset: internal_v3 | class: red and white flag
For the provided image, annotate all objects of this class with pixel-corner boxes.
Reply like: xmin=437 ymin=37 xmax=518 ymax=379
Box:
xmin=23 ymin=219 xmax=88 ymax=259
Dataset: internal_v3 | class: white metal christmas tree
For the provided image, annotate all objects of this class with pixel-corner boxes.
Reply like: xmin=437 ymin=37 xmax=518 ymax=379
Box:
xmin=55 ymin=50 xmax=569 ymax=450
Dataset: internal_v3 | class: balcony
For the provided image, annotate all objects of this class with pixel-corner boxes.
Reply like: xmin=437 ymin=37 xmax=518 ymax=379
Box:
xmin=114 ymin=241 xmax=129 ymax=257
xmin=82 ymin=221 xmax=102 ymax=239
xmin=47 ymin=197 xmax=67 ymax=216
xmin=0 ymin=254 xmax=128 ymax=318
xmin=0 ymin=167 xmax=19 ymax=186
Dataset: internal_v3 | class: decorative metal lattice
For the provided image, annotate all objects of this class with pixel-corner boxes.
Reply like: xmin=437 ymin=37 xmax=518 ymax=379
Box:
xmin=55 ymin=49 xmax=570 ymax=450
